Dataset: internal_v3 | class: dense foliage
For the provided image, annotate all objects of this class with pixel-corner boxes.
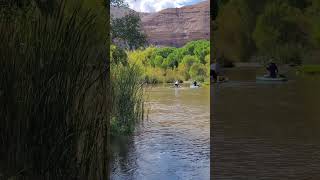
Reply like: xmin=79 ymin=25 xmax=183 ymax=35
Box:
xmin=109 ymin=0 xmax=145 ymax=136
xmin=127 ymin=40 xmax=210 ymax=83
xmin=110 ymin=44 xmax=144 ymax=136
xmin=0 ymin=0 xmax=109 ymax=179
xmin=214 ymin=0 xmax=320 ymax=64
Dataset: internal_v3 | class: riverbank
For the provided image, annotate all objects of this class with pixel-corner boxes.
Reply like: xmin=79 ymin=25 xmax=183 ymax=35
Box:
xmin=224 ymin=63 xmax=320 ymax=77
xmin=233 ymin=62 xmax=262 ymax=68
xmin=144 ymin=80 xmax=210 ymax=87
xmin=297 ymin=65 xmax=320 ymax=75
xmin=230 ymin=62 xmax=299 ymax=68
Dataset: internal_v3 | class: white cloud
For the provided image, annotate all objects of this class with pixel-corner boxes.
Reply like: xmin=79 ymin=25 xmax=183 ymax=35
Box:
xmin=125 ymin=0 xmax=205 ymax=13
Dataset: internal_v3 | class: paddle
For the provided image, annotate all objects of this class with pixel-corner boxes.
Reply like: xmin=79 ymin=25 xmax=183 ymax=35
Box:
xmin=279 ymin=74 xmax=286 ymax=78
xmin=278 ymin=65 xmax=292 ymax=78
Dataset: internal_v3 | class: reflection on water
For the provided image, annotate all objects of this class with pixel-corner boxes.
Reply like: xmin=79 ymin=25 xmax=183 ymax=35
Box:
xmin=212 ymin=67 xmax=320 ymax=179
xmin=111 ymin=84 xmax=210 ymax=180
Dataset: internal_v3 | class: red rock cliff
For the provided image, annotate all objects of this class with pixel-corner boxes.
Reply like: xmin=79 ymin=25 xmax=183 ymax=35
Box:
xmin=111 ymin=0 xmax=210 ymax=47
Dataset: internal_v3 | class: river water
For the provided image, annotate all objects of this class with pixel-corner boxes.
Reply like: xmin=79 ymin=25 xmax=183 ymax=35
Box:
xmin=212 ymin=67 xmax=320 ymax=179
xmin=111 ymin=84 xmax=210 ymax=180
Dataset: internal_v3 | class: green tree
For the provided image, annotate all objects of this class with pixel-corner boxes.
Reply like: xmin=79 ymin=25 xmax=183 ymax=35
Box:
xmin=154 ymin=55 xmax=164 ymax=68
xmin=193 ymin=40 xmax=210 ymax=64
xmin=189 ymin=64 xmax=207 ymax=82
xmin=205 ymin=54 xmax=210 ymax=64
xmin=111 ymin=44 xmax=128 ymax=65
xmin=181 ymin=55 xmax=200 ymax=69
xmin=214 ymin=0 xmax=256 ymax=62
xmin=126 ymin=40 xmax=210 ymax=82
xmin=306 ymin=0 xmax=320 ymax=48
xmin=164 ymin=53 xmax=179 ymax=69
xmin=183 ymin=42 xmax=196 ymax=56
xmin=111 ymin=12 xmax=147 ymax=50
xmin=253 ymin=1 xmax=307 ymax=63
xmin=143 ymin=46 xmax=156 ymax=65
xmin=154 ymin=47 xmax=176 ymax=58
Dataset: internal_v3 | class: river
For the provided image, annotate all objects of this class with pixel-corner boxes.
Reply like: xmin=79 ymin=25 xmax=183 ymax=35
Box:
xmin=111 ymin=84 xmax=210 ymax=180
xmin=212 ymin=67 xmax=320 ymax=179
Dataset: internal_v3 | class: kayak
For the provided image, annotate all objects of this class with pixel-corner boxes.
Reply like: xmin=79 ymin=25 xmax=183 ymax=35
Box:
xmin=211 ymin=77 xmax=229 ymax=83
xmin=170 ymin=86 xmax=182 ymax=88
xmin=213 ymin=79 xmax=228 ymax=83
xmin=190 ymin=85 xmax=200 ymax=88
xmin=256 ymin=76 xmax=287 ymax=81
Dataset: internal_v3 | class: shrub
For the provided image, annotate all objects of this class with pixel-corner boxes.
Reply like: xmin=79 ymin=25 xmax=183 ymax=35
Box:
xmin=165 ymin=69 xmax=183 ymax=83
xmin=144 ymin=67 xmax=165 ymax=83
xmin=177 ymin=64 xmax=190 ymax=81
xmin=189 ymin=63 xmax=207 ymax=82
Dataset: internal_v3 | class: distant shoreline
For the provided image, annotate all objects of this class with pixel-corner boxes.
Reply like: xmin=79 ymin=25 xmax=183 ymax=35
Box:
xmin=229 ymin=62 xmax=303 ymax=68
xmin=232 ymin=63 xmax=262 ymax=68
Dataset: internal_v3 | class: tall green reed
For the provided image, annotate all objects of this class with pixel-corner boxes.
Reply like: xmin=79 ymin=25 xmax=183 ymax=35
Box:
xmin=0 ymin=1 xmax=109 ymax=179
xmin=110 ymin=64 xmax=144 ymax=136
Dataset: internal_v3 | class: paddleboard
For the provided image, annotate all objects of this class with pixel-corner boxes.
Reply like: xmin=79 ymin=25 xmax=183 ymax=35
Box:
xmin=256 ymin=76 xmax=287 ymax=81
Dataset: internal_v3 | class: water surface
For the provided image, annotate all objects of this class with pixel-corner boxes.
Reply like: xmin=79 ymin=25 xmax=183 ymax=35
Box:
xmin=112 ymin=84 xmax=210 ymax=180
xmin=212 ymin=67 xmax=320 ymax=179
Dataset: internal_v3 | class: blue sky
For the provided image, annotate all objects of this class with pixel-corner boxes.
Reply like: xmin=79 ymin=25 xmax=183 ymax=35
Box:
xmin=125 ymin=0 xmax=206 ymax=13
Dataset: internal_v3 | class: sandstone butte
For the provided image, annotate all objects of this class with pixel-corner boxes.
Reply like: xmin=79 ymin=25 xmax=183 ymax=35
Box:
xmin=110 ymin=0 xmax=210 ymax=47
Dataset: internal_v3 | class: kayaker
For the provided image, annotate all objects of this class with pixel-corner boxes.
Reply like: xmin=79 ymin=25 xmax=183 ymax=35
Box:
xmin=193 ymin=81 xmax=198 ymax=86
xmin=210 ymin=62 xmax=220 ymax=82
xmin=174 ymin=80 xmax=179 ymax=88
xmin=266 ymin=59 xmax=279 ymax=78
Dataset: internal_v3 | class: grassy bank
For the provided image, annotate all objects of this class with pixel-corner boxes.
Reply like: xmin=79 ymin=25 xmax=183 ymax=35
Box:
xmin=297 ymin=65 xmax=320 ymax=75
xmin=110 ymin=43 xmax=145 ymax=136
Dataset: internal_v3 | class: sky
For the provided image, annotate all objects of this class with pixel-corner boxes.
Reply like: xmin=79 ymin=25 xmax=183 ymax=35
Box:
xmin=125 ymin=0 xmax=206 ymax=13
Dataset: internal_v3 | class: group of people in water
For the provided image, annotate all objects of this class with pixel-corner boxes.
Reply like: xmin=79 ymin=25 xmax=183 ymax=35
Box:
xmin=174 ymin=80 xmax=199 ymax=88
xmin=210 ymin=58 xmax=280 ymax=82
xmin=173 ymin=58 xmax=280 ymax=87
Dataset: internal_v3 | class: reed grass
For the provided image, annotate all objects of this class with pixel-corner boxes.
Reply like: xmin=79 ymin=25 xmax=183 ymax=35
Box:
xmin=0 ymin=1 xmax=109 ymax=179
xmin=110 ymin=64 xmax=144 ymax=136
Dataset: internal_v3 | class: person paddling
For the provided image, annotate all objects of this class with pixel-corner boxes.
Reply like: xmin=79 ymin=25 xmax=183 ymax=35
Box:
xmin=211 ymin=61 xmax=224 ymax=82
xmin=266 ymin=59 xmax=279 ymax=78
xmin=174 ymin=80 xmax=179 ymax=88
xmin=193 ymin=81 xmax=198 ymax=87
